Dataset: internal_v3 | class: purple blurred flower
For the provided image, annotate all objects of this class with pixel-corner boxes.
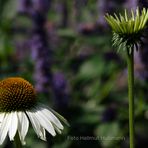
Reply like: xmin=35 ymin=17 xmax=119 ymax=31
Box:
xmin=17 ymin=0 xmax=70 ymax=108
xmin=52 ymin=72 xmax=70 ymax=108
xmin=103 ymin=51 xmax=121 ymax=63
xmin=17 ymin=0 xmax=32 ymax=14
xmin=32 ymin=0 xmax=51 ymax=14
xmin=52 ymin=73 xmax=67 ymax=90
xmin=101 ymin=104 xmax=117 ymax=122
xmin=18 ymin=0 xmax=51 ymax=15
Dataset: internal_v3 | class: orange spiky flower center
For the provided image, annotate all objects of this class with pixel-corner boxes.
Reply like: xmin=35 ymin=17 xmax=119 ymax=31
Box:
xmin=0 ymin=77 xmax=37 ymax=112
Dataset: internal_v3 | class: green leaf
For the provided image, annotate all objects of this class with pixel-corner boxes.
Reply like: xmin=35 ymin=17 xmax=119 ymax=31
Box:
xmin=2 ymin=0 xmax=19 ymax=19
xmin=96 ymin=122 xmax=121 ymax=147
xmin=78 ymin=57 xmax=105 ymax=80
xmin=57 ymin=29 xmax=77 ymax=38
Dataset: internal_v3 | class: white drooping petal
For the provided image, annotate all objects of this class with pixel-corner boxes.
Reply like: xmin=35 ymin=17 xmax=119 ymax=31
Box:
xmin=0 ymin=113 xmax=5 ymax=126
xmin=49 ymin=108 xmax=69 ymax=127
xmin=0 ymin=113 xmax=12 ymax=145
xmin=17 ymin=112 xmax=29 ymax=145
xmin=34 ymin=110 xmax=56 ymax=136
xmin=40 ymin=126 xmax=46 ymax=141
xmin=52 ymin=124 xmax=62 ymax=134
xmin=39 ymin=107 xmax=63 ymax=130
xmin=8 ymin=112 xmax=18 ymax=140
xmin=26 ymin=111 xmax=46 ymax=141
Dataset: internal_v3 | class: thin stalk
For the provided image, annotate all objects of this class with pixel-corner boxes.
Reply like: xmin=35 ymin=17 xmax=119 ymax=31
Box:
xmin=14 ymin=132 xmax=22 ymax=148
xmin=127 ymin=49 xmax=135 ymax=148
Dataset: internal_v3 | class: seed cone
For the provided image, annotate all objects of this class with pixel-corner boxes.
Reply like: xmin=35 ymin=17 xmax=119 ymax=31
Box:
xmin=0 ymin=77 xmax=37 ymax=112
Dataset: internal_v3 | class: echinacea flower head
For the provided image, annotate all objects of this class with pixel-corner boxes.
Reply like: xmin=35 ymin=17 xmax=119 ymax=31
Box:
xmin=105 ymin=7 xmax=148 ymax=53
xmin=0 ymin=77 xmax=68 ymax=145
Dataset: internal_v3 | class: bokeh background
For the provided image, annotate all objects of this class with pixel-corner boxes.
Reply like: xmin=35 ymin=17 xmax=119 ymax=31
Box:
xmin=0 ymin=0 xmax=148 ymax=148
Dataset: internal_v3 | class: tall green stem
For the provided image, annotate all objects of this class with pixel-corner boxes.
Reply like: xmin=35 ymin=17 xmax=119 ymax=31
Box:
xmin=127 ymin=49 xmax=135 ymax=148
xmin=14 ymin=132 xmax=22 ymax=148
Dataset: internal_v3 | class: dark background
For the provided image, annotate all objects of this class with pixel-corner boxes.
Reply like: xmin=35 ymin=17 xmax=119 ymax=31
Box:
xmin=0 ymin=0 xmax=148 ymax=148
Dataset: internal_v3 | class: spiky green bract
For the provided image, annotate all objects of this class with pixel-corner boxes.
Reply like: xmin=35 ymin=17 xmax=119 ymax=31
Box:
xmin=105 ymin=8 xmax=148 ymax=53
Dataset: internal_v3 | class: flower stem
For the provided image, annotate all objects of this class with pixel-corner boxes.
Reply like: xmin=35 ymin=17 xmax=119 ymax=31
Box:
xmin=14 ymin=132 xmax=22 ymax=148
xmin=127 ymin=49 xmax=135 ymax=148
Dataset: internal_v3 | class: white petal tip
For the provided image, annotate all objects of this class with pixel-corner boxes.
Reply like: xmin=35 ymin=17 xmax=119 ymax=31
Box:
xmin=52 ymin=133 xmax=56 ymax=137
xmin=9 ymin=138 xmax=14 ymax=141
xmin=39 ymin=136 xmax=47 ymax=141
xmin=21 ymin=141 xmax=26 ymax=145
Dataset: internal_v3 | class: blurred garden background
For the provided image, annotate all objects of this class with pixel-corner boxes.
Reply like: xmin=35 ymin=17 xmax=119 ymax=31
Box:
xmin=0 ymin=0 xmax=148 ymax=148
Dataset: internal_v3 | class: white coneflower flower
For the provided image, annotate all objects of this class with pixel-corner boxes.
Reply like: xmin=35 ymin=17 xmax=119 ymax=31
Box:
xmin=0 ymin=77 xmax=68 ymax=145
